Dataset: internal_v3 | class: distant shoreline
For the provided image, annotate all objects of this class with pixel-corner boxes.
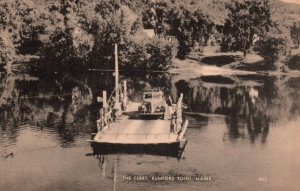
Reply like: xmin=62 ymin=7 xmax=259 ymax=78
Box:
xmin=170 ymin=46 xmax=300 ymax=78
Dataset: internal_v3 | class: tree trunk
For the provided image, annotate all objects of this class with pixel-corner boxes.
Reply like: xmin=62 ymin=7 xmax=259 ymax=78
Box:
xmin=297 ymin=29 xmax=300 ymax=48
xmin=243 ymin=39 xmax=247 ymax=58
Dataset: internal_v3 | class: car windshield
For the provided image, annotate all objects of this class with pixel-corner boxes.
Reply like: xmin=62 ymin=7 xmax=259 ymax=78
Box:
xmin=143 ymin=92 xmax=162 ymax=99
xmin=144 ymin=93 xmax=152 ymax=99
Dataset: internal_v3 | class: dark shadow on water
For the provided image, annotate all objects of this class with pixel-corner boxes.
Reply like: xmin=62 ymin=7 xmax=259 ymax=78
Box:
xmin=235 ymin=60 xmax=271 ymax=71
xmin=184 ymin=113 xmax=209 ymax=128
xmin=287 ymin=77 xmax=300 ymax=88
xmin=288 ymin=55 xmax=300 ymax=70
xmin=90 ymin=142 xmax=187 ymax=160
xmin=201 ymin=55 xmax=240 ymax=67
xmin=235 ymin=74 xmax=270 ymax=83
xmin=200 ymin=75 xmax=235 ymax=84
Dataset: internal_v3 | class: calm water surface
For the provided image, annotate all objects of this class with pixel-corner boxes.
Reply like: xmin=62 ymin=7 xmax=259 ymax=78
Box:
xmin=1 ymin=70 xmax=300 ymax=191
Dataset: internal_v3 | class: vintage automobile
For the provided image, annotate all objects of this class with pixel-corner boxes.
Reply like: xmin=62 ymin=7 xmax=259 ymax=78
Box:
xmin=138 ymin=90 xmax=167 ymax=118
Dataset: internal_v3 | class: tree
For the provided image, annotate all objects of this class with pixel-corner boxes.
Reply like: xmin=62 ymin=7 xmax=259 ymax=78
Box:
xmin=221 ymin=0 xmax=273 ymax=57
xmin=290 ymin=22 xmax=300 ymax=48
xmin=78 ymin=0 xmax=141 ymax=68
xmin=0 ymin=31 xmax=15 ymax=64
xmin=254 ymin=36 xmax=289 ymax=71
xmin=145 ymin=0 xmax=213 ymax=59
xmin=190 ymin=10 xmax=213 ymax=50
xmin=0 ymin=0 xmax=39 ymax=64
xmin=79 ymin=0 xmax=177 ymax=70
xmin=38 ymin=0 xmax=94 ymax=71
xmin=170 ymin=6 xmax=193 ymax=59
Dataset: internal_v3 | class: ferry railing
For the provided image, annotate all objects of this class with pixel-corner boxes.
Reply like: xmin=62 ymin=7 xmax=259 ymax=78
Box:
xmin=97 ymin=81 xmax=128 ymax=132
xmin=170 ymin=93 xmax=183 ymax=133
xmin=170 ymin=93 xmax=189 ymax=141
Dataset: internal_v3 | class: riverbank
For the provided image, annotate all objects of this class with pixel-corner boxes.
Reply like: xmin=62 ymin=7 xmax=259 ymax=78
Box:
xmin=170 ymin=46 xmax=300 ymax=78
xmin=170 ymin=46 xmax=263 ymax=79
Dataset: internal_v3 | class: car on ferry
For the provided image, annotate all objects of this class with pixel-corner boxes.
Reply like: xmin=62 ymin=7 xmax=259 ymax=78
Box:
xmin=138 ymin=90 xmax=166 ymax=118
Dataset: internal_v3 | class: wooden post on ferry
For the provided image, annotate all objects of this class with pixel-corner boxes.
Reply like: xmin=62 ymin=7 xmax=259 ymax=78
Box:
xmin=176 ymin=93 xmax=188 ymax=141
xmin=123 ymin=80 xmax=127 ymax=110
xmin=103 ymin=91 xmax=107 ymax=109
xmin=102 ymin=91 xmax=109 ymax=127
xmin=176 ymin=93 xmax=183 ymax=130
xmin=97 ymin=91 xmax=108 ymax=131
xmin=113 ymin=43 xmax=122 ymax=118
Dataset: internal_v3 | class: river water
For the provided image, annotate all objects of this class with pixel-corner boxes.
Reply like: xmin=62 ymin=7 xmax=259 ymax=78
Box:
xmin=0 ymin=69 xmax=300 ymax=191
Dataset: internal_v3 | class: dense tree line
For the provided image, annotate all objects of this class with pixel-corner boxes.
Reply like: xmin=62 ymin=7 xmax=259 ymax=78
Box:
xmin=1 ymin=0 xmax=300 ymax=71
xmin=0 ymin=0 xmax=177 ymax=71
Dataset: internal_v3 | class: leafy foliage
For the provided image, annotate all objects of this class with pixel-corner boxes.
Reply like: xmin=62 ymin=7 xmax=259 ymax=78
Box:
xmin=0 ymin=0 xmax=39 ymax=64
xmin=254 ymin=36 xmax=289 ymax=70
xmin=38 ymin=0 xmax=94 ymax=68
xmin=0 ymin=31 xmax=16 ymax=64
xmin=2 ymin=0 xmax=300 ymax=71
xmin=221 ymin=0 xmax=273 ymax=57
xmin=142 ymin=0 xmax=213 ymax=59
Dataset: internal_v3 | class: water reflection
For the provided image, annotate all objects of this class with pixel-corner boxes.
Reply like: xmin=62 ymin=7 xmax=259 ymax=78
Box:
xmin=176 ymin=75 xmax=300 ymax=144
xmin=0 ymin=72 xmax=94 ymax=148
xmin=2 ymin=69 xmax=300 ymax=147
xmin=0 ymin=71 xmax=173 ymax=149
xmin=224 ymin=86 xmax=270 ymax=144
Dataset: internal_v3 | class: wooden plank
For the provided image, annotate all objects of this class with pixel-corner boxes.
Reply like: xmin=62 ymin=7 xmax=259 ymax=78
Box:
xmin=93 ymin=102 xmax=187 ymax=145
xmin=94 ymin=117 xmax=177 ymax=144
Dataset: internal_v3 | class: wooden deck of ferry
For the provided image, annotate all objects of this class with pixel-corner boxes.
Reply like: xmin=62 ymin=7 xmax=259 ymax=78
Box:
xmin=92 ymin=103 xmax=188 ymax=145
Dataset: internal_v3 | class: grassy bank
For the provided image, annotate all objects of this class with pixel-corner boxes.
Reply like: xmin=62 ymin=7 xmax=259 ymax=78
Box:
xmin=171 ymin=46 xmax=300 ymax=78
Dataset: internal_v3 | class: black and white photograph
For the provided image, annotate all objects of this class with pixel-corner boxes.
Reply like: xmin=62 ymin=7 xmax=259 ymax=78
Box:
xmin=1 ymin=0 xmax=300 ymax=190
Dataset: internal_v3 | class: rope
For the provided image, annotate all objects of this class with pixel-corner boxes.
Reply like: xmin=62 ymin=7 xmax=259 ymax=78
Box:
xmin=100 ymin=132 xmax=175 ymax=136
xmin=107 ymin=84 xmax=124 ymax=104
